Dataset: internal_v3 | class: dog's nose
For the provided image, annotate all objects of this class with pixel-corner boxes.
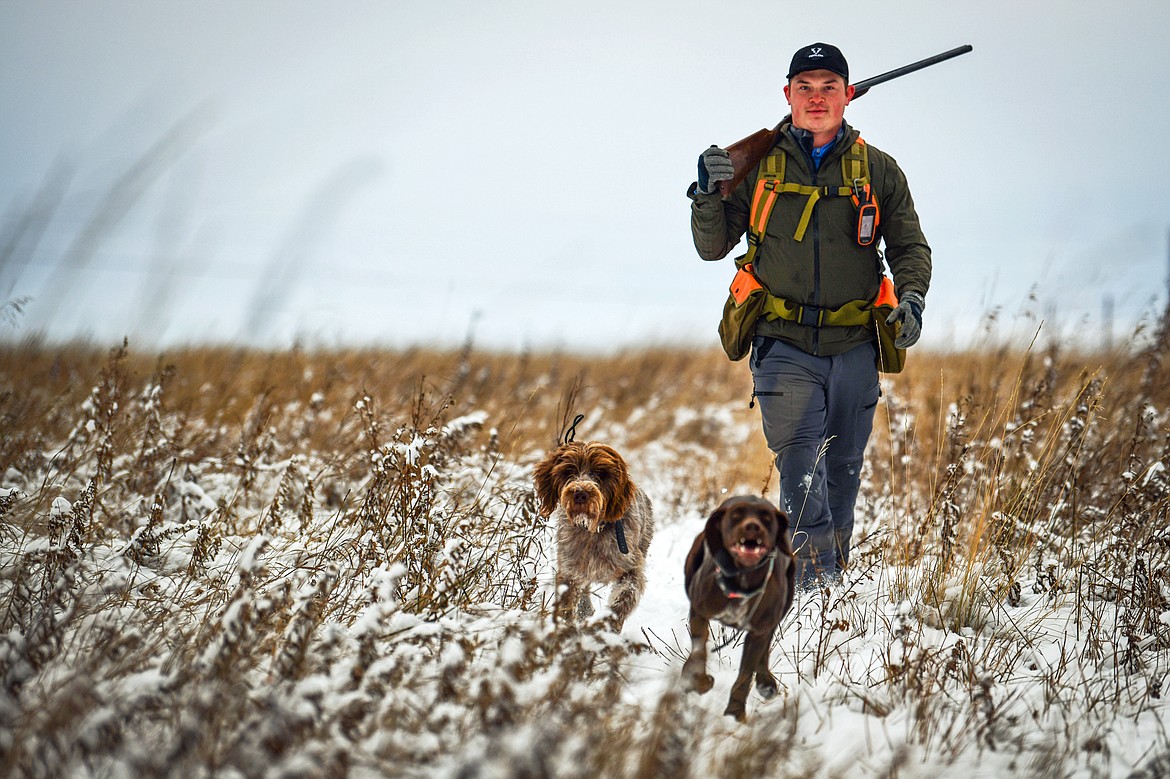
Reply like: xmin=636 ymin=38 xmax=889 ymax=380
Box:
xmin=572 ymin=490 xmax=590 ymax=504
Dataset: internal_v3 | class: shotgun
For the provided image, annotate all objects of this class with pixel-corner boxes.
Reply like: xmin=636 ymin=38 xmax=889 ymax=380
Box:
xmin=717 ymin=44 xmax=973 ymax=196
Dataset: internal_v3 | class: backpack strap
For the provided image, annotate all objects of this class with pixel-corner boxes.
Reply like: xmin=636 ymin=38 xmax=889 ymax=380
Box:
xmin=763 ymin=295 xmax=872 ymax=327
xmin=740 ymin=151 xmax=787 ymax=269
xmin=840 ymin=137 xmax=869 ymax=187
xmin=732 ymin=137 xmax=893 ymax=328
xmin=744 ymin=139 xmax=871 ymax=252
xmin=842 ymin=138 xmax=880 ymax=245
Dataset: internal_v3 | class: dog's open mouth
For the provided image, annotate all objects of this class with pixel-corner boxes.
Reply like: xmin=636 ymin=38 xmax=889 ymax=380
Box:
xmin=729 ymin=537 xmax=769 ymax=566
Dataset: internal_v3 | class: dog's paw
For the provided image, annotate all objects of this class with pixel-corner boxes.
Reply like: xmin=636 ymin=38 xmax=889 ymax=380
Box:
xmin=682 ymin=671 xmax=714 ymax=694
xmin=601 ymin=613 xmax=626 ymax=633
xmin=755 ymin=671 xmax=778 ymax=700
xmin=681 ymin=653 xmax=715 ymax=694
xmin=723 ymin=702 xmax=748 ymax=722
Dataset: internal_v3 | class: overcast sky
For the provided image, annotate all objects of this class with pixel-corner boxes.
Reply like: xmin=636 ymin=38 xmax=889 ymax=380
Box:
xmin=2 ymin=0 xmax=1169 ymax=352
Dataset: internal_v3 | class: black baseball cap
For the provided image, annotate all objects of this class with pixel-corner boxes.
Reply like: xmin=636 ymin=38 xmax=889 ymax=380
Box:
xmin=786 ymin=43 xmax=849 ymax=82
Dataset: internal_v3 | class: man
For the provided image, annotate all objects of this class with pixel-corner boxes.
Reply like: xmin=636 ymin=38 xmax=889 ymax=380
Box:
xmin=688 ymin=42 xmax=931 ymax=589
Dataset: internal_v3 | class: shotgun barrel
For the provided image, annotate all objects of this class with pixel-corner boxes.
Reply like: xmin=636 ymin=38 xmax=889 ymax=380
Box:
xmin=717 ymin=44 xmax=973 ymax=196
xmin=851 ymin=44 xmax=973 ymax=99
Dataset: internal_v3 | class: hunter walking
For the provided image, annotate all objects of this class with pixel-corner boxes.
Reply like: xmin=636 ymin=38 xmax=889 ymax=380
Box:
xmin=689 ymin=43 xmax=932 ymax=589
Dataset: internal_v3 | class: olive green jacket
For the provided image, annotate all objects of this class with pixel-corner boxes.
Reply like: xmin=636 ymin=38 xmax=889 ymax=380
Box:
xmin=691 ymin=120 xmax=931 ymax=356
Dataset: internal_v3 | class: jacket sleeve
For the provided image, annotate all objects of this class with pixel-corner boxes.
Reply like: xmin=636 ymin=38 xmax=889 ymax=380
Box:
xmin=689 ymin=181 xmax=750 ymax=261
xmin=874 ymin=153 xmax=932 ymax=301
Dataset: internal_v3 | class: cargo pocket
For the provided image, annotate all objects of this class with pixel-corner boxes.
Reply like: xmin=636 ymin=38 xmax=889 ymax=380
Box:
xmin=749 ymin=336 xmax=783 ymax=409
xmin=748 ymin=359 xmax=795 ymax=455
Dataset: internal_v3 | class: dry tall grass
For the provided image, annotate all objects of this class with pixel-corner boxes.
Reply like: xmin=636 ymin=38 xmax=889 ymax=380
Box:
xmin=2 ymin=318 xmax=1169 ymax=777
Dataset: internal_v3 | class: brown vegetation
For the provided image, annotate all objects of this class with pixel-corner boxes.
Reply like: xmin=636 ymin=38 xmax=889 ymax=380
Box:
xmin=1 ymin=323 xmax=1169 ymax=776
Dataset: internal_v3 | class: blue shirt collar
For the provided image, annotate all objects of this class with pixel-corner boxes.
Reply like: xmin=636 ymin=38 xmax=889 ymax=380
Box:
xmin=788 ymin=123 xmax=846 ymax=170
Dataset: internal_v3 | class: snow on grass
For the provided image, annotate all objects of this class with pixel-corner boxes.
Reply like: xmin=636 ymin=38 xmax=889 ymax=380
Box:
xmin=2 ymin=342 xmax=1169 ymax=776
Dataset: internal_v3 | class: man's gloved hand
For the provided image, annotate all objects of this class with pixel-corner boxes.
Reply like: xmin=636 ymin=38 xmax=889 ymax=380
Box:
xmin=697 ymin=145 xmax=734 ymax=194
xmin=886 ymin=291 xmax=925 ymax=349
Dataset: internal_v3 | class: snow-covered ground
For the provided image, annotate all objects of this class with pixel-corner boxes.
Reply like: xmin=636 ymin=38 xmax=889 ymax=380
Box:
xmin=3 ymin=346 xmax=1170 ymax=777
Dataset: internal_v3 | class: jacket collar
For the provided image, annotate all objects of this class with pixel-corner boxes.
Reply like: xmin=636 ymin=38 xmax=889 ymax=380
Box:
xmin=778 ymin=120 xmax=860 ymax=173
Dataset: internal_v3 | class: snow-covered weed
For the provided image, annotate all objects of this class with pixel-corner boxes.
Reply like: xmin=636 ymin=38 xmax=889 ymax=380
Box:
xmin=1 ymin=338 xmax=1169 ymax=777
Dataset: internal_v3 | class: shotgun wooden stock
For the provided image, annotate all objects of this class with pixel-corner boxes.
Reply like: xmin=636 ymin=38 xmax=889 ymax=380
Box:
xmin=715 ymin=44 xmax=973 ymax=197
xmin=718 ymin=119 xmax=786 ymax=197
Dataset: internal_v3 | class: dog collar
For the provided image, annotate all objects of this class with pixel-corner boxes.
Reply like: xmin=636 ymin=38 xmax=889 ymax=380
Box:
xmin=705 ymin=541 xmax=776 ymax=600
xmin=613 ymin=519 xmax=629 ymax=555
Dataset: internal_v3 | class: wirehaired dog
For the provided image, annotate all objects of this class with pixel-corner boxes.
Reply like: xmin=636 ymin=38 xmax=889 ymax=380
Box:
xmin=533 ymin=441 xmax=654 ymax=630
xmin=682 ymin=495 xmax=794 ymax=721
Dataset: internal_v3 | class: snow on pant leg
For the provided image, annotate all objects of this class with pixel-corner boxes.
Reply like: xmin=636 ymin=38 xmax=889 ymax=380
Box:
xmin=749 ymin=337 xmax=836 ymax=587
xmin=823 ymin=342 xmax=881 ymax=569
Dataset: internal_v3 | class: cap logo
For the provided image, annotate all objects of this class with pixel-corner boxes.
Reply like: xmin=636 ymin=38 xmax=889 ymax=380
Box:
xmin=809 ymin=47 xmax=824 ymax=58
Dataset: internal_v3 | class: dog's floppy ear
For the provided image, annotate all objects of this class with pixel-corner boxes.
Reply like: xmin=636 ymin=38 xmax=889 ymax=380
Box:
xmin=703 ymin=502 xmax=729 ymax=553
xmin=592 ymin=443 xmax=636 ymax=522
xmin=532 ymin=447 xmax=563 ymax=518
xmin=683 ymin=530 xmax=706 ymax=595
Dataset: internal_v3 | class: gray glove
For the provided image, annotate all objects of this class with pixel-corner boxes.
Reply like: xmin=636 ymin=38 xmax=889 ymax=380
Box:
xmin=886 ymin=291 xmax=925 ymax=349
xmin=696 ymin=145 xmax=734 ymax=194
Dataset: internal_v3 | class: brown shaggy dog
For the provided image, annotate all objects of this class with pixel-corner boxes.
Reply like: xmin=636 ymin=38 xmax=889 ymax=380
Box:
xmin=682 ymin=495 xmax=794 ymax=721
xmin=533 ymin=441 xmax=654 ymax=630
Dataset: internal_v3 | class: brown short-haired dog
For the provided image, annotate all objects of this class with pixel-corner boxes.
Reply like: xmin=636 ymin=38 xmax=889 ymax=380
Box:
xmin=681 ymin=494 xmax=794 ymax=721
xmin=533 ymin=441 xmax=654 ymax=630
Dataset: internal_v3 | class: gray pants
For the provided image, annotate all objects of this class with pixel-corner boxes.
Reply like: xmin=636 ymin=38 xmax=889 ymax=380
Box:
xmin=749 ymin=336 xmax=880 ymax=588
